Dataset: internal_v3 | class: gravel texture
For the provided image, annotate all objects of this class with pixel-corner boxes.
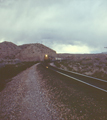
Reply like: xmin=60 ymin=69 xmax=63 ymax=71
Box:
xmin=37 ymin=64 xmax=107 ymax=120
xmin=0 ymin=63 xmax=107 ymax=120
xmin=0 ymin=63 xmax=57 ymax=120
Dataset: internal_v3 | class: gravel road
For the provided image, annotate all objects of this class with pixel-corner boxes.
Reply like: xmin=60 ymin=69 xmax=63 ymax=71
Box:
xmin=0 ymin=63 xmax=58 ymax=120
xmin=0 ymin=63 xmax=107 ymax=120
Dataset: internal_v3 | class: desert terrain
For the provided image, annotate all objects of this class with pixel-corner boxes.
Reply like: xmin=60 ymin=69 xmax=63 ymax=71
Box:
xmin=55 ymin=54 xmax=107 ymax=80
xmin=0 ymin=41 xmax=107 ymax=119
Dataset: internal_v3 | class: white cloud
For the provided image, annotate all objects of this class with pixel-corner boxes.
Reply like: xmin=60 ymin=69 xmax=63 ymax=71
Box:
xmin=0 ymin=38 xmax=5 ymax=43
xmin=52 ymin=44 xmax=96 ymax=54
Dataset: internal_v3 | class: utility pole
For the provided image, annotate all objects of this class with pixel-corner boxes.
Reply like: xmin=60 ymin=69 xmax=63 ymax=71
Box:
xmin=104 ymin=47 xmax=107 ymax=50
xmin=104 ymin=47 xmax=107 ymax=53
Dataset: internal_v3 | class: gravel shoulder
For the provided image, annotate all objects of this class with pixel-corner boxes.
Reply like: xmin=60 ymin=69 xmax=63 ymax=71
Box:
xmin=0 ymin=63 xmax=107 ymax=120
xmin=0 ymin=63 xmax=57 ymax=120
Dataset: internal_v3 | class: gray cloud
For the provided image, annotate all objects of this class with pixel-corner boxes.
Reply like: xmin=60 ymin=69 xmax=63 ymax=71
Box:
xmin=0 ymin=0 xmax=107 ymax=53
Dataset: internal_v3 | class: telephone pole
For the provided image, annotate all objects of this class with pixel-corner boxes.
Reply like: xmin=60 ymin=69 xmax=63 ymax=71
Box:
xmin=104 ymin=47 xmax=107 ymax=53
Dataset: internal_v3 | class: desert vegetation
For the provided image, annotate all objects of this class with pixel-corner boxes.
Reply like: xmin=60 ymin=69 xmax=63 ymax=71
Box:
xmin=54 ymin=54 xmax=107 ymax=80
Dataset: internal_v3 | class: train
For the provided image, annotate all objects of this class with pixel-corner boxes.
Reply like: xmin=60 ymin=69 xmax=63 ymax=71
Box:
xmin=44 ymin=54 xmax=64 ymax=68
xmin=44 ymin=54 xmax=55 ymax=62
xmin=44 ymin=54 xmax=56 ymax=68
xmin=44 ymin=54 xmax=49 ymax=61
xmin=44 ymin=54 xmax=50 ymax=68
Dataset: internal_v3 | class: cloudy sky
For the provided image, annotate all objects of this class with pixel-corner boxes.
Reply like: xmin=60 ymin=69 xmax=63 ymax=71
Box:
xmin=0 ymin=0 xmax=107 ymax=53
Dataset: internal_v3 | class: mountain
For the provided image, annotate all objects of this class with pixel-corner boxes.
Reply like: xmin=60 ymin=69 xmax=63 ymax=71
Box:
xmin=0 ymin=41 xmax=21 ymax=59
xmin=17 ymin=43 xmax=56 ymax=61
xmin=0 ymin=41 xmax=56 ymax=61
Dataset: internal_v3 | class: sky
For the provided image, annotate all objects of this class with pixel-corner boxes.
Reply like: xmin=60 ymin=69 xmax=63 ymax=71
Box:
xmin=0 ymin=0 xmax=107 ymax=53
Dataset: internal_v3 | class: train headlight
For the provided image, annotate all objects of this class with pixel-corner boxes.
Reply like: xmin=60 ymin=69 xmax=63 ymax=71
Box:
xmin=46 ymin=66 xmax=48 ymax=68
xmin=45 ymin=54 xmax=48 ymax=57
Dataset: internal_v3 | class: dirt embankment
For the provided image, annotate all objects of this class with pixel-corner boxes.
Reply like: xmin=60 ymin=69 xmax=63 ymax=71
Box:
xmin=0 ymin=63 xmax=107 ymax=120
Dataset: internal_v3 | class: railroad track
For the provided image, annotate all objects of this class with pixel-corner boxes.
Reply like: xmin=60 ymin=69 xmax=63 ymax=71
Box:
xmin=46 ymin=65 xmax=107 ymax=93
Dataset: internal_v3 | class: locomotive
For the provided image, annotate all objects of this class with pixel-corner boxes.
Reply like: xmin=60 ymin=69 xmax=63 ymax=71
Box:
xmin=44 ymin=54 xmax=50 ymax=68
xmin=44 ymin=54 xmax=56 ymax=68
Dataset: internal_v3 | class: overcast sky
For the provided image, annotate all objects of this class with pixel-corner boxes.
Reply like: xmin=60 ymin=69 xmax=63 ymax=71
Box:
xmin=0 ymin=0 xmax=107 ymax=53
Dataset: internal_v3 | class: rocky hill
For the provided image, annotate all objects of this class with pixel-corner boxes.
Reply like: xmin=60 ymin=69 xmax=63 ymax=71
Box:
xmin=17 ymin=43 xmax=56 ymax=61
xmin=0 ymin=41 xmax=56 ymax=61
xmin=0 ymin=41 xmax=21 ymax=59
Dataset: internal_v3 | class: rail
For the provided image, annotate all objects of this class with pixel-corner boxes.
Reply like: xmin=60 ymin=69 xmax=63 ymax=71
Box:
xmin=47 ymin=65 xmax=107 ymax=93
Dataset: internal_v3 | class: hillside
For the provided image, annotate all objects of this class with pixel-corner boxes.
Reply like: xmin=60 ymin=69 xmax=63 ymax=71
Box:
xmin=0 ymin=41 xmax=56 ymax=61
xmin=17 ymin=43 xmax=56 ymax=61
xmin=54 ymin=54 xmax=107 ymax=80
xmin=0 ymin=41 xmax=21 ymax=59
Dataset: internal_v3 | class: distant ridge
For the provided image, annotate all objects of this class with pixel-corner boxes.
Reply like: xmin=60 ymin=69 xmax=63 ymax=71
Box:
xmin=0 ymin=41 xmax=56 ymax=61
